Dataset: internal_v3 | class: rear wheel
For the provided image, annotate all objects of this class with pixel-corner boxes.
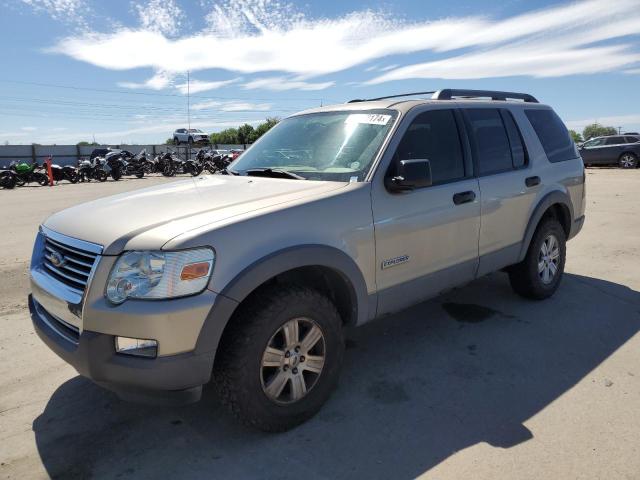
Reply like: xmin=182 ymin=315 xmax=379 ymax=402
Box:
xmin=508 ymin=218 xmax=566 ymax=299
xmin=135 ymin=170 xmax=145 ymax=178
xmin=173 ymin=137 xmax=180 ymax=145
xmin=619 ymin=153 xmax=638 ymax=169
xmin=96 ymin=170 xmax=108 ymax=182
xmin=213 ymin=285 xmax=344 ymax=432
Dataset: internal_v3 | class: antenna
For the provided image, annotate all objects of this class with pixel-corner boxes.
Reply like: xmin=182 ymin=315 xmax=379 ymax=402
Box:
xmin=187 ymin=70 xmax=191 ymax=130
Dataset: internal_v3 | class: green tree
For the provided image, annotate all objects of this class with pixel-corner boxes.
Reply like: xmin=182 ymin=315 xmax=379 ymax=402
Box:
xmin=210 ymin=128 xmax=239 ymax=145
xmin=569 ymin=129 xmax=583 ymax=143
xmin=582 ymin=123 xmax=616 ymax=140
xmin=251 ymin=117 xmax=280 ymax=142
xmin=77 ymin=141 xmax=98 ymax=146
xmin=237 ymin=123 xmax=255 ymax=144
xmin=165 ymin=138 xmax=174 ymax=145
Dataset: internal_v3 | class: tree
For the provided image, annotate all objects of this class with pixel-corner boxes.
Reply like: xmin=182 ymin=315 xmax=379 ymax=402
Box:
xmin=77 ymin=141 xmax=98 ymax=146
xmin=569 ymin=130 xmax=583 ymax=143
xmin=210 ymin=128 xmax=239 ymax=145
xmin=582 ymin=123 xmax=616 ymax=140
xmin=237 ymin=124 xmax=255 ymax=144
xmin=251 ymin=117 xmax=280 ymax=142
xmin=165 ymin=138 xmax=175 ymax=145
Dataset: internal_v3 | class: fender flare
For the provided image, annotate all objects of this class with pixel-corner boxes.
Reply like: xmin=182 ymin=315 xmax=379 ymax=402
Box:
xmin=518 ymin=190 xmax=574 ymax=262
xmin=194 ymin=245 xmax=370 ymax=355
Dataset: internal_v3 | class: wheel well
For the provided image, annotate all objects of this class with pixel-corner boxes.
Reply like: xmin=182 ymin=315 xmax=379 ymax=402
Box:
xmin=541 ymin=202 xmax=571 ymax=238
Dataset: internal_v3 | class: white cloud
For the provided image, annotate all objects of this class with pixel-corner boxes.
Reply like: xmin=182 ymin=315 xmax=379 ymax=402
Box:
xmin=175 ymin=78 xmax=240 ymax=94
xmin=21 ymin=126 xmax=37 ymax=131
xmin=566 ymin=114 xmax=640 ymax=132
xmin=191 ymin=100 xmax=272 ymax=111
xmin=242 ymin=77 xmax=335 ymax=91
xmin=134 ymin=0 xmax=183 ymax=36
xmin=20 ymin=0 xmax=85 ymax=22
xmin=117 ymin=70 xmax=174 ymax=90
xmin=624 ymin=68 xmax=640 ymax=74
xmin=48 ymin=0 xmax=640 ymax=88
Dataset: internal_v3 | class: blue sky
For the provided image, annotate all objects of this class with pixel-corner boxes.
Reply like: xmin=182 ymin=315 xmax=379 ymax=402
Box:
xmin=1 ymin=0 xmax=639 ymax=144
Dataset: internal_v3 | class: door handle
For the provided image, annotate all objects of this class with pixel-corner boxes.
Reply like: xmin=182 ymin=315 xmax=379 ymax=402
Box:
xmin=525 ymin=176 xmax=541 ymax=187
xmin=453 ymin=191 xmax=476 ymax=205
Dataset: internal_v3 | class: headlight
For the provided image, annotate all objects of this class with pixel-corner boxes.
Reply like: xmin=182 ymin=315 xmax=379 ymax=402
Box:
xmin=106 ymin=248 xmax=214 ymax=304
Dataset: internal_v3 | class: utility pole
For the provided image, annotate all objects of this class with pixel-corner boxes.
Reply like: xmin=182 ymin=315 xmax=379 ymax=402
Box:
xmin=187 ymin=70 xmax=191 ymax=131
xmin=617 ymin=126 xmax=622 ymax=134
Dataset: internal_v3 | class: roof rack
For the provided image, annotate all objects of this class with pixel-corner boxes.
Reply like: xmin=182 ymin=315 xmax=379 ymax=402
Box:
xmin=347 ymin=88 xmax=538 ymax=104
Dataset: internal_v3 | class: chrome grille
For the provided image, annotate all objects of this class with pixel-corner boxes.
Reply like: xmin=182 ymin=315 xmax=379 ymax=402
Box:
xmin=42 ymin=235 xmax=99 ymax=294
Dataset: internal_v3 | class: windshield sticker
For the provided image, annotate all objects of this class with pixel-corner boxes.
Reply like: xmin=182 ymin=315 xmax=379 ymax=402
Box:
xmin=345 ymin=114 xmax=391 ymax=126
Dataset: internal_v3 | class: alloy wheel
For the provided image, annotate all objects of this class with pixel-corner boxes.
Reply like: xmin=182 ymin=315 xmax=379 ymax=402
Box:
xmin=620 ymin=154 xmax=637 ymax=168
xmin=260 ymin=317 xmax=326 ymax=404
xmin=538 ymin=234 xmax=560 ymax=284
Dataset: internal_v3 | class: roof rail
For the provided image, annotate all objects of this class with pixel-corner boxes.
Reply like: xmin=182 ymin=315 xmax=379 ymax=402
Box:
xmin=347 ymin=89 xmax=538 ymax=104
xmin=347 ymin=91 xmax=436 ymax=103
xmin=433 ymin=89 xmax=539 ymax=103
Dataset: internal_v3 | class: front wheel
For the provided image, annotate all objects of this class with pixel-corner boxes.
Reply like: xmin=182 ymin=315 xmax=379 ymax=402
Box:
xmin=36 ymin=173 xmax=50 ymax=186
xmin=135 ymin=170 xmax=144 ymax=178
xmin=96 ymin=170 xmax=108 ymax=182
xmin=508 ymin=218 xmax=566 ymax=300
xmin=213 ymin=285 xmax=344 ymax=432
xmin=619 ymin=153 xmax=638 ymax=169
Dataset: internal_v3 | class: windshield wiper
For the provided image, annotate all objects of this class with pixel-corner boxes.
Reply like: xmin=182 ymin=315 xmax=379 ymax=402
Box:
xmin=244 ymin=168 xmax=304 ymax=180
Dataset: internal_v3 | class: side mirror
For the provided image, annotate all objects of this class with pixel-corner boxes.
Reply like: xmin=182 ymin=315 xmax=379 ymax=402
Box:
xmin=387 ymin=159 xmax=432 ymax=192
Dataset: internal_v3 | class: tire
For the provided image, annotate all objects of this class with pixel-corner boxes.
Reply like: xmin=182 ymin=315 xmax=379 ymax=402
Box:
xmin=174 ymin=137 xmax=180 ymax=145
xmin=1 ymin=173 xmax=16 ymax=189
xmin=213 ymin=285 xmax=345 ymax=432
xmin=96 ymin=170 xmax=108 ymax=182
xmin=163 ymin=164 xmax=176 ymax=177
xmin=619 ymin=152 xmax=638 ymax=169
xmin=67 ymin=171 xmax=79 ymax=183
xmin=37 ymin=173 xmax=50 ymax=186
xmin=111 ymin=168 xmax=122 ymax=181
xmin=508 ymin=218 xmax=566 ymax=300
xmin=135 ymin=170 xmax=144 ymax=178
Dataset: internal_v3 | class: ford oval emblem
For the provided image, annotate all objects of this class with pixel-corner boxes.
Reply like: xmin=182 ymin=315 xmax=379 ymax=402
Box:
xmin=50 ymin=251 xmax=66 ymax=268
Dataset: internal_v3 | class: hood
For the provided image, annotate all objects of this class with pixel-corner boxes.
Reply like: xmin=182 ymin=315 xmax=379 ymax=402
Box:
xmin=44 ymin=176 xmax=348 ymax=254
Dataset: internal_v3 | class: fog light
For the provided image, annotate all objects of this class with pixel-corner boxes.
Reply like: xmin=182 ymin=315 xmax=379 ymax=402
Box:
xmin=115 ymin=337 xmax=158 ymax=358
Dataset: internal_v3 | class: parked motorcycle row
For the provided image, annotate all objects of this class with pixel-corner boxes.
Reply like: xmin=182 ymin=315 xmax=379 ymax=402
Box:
xmin=0 ymin=148 xmax=236 ymax=189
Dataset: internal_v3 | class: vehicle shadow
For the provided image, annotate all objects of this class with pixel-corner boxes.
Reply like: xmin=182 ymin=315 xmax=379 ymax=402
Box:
xmin=33 ymin=272 xmax=640 ymax=479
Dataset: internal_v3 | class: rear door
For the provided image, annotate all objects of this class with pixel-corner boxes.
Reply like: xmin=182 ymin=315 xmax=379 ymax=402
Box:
xmin=602 ymin=136 xmax=628 ymax=163
xmin=580 ymin=137 xmax=608 ymax=164
xmin=371 ymin=107 xmax=480 ymax=315
xmin=463 ymin=107 xmax=538 ymax=275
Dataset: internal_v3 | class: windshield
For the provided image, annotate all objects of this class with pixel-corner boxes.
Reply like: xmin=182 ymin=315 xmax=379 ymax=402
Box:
xmin=230 ymin=110 xmax=397 ymax=181
xmin=189 ymin=129 xmax=203 ymax=133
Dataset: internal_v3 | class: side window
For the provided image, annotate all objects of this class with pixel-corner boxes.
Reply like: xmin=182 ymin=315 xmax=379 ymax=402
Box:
xmin=524 ymin=109 xmax=576 ymax=163
xmin=626 ymin=136 xmax=640 ymax=144
xmin=466 ymin=109 xmax=512 ymax=175
xmin=500 ymin=110 xmax=527 ymax=168
xmin=605 ymin=136 xmax=623 ymax=145
xmin=394 ymin=109 xmax=465 ymax=185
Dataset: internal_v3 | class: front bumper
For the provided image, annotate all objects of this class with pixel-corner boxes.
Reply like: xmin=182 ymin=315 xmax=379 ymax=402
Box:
xmin=29 ymin=294 xmax=215 ymax=405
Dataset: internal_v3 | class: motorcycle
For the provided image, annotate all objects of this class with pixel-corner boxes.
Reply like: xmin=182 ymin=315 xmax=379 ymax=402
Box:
xmin=10 ymin=161 xmax=49 ymax=186
xmin=195 ymin=149 xmax=231 ymax=174
xmin=122 ymin=150 xmax=147 ymax=178
xmin=48 ymin=163 xmax=79 ymax=184
xmin=0 ymin=170 xmax=17 ymax=189
xmin=78 ymin=159 xmax=108 ymax=182
xmin=155 ymin=152 xmax=182 ymax=177
xmin=103 ymin=151 xmax=127 ymax=181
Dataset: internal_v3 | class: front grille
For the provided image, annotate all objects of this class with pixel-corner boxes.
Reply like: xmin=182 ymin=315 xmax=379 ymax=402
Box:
xmin=42 ymin=236 xmax=99 ymax=294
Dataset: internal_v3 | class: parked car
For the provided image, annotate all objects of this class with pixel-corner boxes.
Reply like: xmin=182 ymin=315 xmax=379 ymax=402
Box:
xmin=578 ymin=135 xmax=640 ymax=168
xmin=29 ymin=89 xmax=585 ymax=432
xmin=173 ymin=128 xmax=210 ymax=145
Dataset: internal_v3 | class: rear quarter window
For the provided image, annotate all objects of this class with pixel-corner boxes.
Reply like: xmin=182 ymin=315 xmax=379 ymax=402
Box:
xmin=524 ymin=109 xmax=577 ymax=163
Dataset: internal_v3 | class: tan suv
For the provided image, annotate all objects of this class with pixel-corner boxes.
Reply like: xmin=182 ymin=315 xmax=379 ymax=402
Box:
xmin=29 ymin=89 xmax=585 ymax=431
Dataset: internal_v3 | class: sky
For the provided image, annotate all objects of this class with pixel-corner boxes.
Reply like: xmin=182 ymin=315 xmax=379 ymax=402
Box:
xmin=0 ymin=0 xmax=639 ymax=145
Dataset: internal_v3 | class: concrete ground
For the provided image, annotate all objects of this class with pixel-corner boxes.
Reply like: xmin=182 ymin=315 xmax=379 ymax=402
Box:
xmin=0 ymin=169 xmax=639 ymax=480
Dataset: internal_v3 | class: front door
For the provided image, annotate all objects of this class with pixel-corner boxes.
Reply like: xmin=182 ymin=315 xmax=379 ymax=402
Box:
xmin=371 ymin=108 xmax=481 ymax=316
